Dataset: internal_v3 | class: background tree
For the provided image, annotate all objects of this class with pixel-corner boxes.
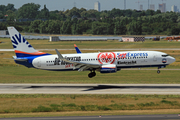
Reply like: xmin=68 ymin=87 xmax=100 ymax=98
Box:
xmin=39 ymin=5 xmax=49 ymax=19
xmin=17 ymin=3 xmax=40 ymax=19
xmin=126 ymin=20 xmax=142 ymax=35
xmin=114 ymin=21 xmax=126 ymax=35
xmin=39 ymin=20 xmax=49 ymax=33
xmin=29 ymin=20 xmax=42 ymax=33
xmin=1 ymin=2 xmax=180 ymax=35
xmin=92 ymin=21 xmax=108 ymax=35
xmin=60 ymin=20 xmax=72 ymax=34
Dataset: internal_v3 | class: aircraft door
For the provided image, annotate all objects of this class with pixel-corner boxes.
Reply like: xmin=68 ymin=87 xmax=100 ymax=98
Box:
xmin=153 ymin=54 xmax=157 ymax=61
xmin=37 ymin=59 xmax=41 ymax=67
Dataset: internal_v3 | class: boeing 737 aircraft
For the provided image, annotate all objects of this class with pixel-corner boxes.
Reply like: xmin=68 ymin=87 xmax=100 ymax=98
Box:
xmin=8 ymin=27 xmax=176 ymax=78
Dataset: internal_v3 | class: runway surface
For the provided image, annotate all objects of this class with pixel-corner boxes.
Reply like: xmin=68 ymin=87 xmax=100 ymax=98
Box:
xmin=1 ymin=114 xmax=180 ymax=120
xmin=1 ymin=84 xmax=180 ymax=94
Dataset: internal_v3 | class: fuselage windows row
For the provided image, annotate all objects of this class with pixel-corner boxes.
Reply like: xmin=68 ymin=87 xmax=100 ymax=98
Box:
xmin=118 ymin=57 xmax=148 ymax=59
xmin=46 ymin=56 xmax=148 ymax=63
xmin=46 ymin=61 xmax=55 ymax=63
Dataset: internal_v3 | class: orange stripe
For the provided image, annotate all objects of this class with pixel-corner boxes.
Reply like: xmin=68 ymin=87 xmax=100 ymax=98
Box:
xmin=74 ymin=44 xmax=77 ymax=47
xmin=15 ymin=50 xmax=47 ymax=55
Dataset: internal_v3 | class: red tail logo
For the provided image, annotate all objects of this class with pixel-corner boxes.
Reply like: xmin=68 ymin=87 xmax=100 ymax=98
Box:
xmin=97 ymin=52 xmax=116 ymax=64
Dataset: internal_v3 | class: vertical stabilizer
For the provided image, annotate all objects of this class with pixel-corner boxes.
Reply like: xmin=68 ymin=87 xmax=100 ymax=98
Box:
xmin=7 ymin=27 xmax=49 ymax=57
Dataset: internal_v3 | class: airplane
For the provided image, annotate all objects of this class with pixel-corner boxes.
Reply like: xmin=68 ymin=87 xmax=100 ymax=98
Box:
xmin=8 ymin=27 xmax=176 ymax=78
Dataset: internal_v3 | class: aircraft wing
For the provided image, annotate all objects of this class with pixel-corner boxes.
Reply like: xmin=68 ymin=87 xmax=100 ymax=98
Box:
xmin=55 ymin=49 xmax=101 ymax=71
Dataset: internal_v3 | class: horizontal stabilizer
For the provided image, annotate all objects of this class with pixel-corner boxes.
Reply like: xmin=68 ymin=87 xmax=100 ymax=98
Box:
xmin=3 ymin=57 xmax=28 ymax=61
xmin=14 ymin=58 xmax=28 ymax=61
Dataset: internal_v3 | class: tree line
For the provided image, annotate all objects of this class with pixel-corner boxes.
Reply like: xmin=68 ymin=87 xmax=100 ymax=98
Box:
xmin=1 ymin=3 xmax=180 ymax=35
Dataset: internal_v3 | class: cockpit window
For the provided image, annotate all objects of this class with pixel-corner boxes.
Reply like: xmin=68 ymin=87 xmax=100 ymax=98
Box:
xmin=162 ymin=54 xmax=169 ymax=57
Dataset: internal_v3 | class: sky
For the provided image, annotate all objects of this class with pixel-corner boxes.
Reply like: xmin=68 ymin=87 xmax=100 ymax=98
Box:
xmin=1 ymin=0 xmax=180 ymax=12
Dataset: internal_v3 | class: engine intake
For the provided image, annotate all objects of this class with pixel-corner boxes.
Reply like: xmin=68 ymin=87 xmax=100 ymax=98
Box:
xmin=100 ymin=64 xmax=117 ymax=73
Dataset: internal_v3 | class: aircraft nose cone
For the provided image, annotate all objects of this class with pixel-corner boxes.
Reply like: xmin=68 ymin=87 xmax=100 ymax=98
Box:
xmin=170 ymin=57 xmax=176 ymax=63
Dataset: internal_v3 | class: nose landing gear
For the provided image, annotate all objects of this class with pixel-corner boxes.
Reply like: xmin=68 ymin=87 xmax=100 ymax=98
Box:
xmin=88 ymin=71 xmax=96 ymax=78
xmin=157 ymin=69 xmax=160 ymax=74
xmin=157 ymin=66 xmax=166 ymax=74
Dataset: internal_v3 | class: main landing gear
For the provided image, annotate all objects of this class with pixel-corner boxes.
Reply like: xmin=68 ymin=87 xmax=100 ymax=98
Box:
xmin=88 ymin=71 xmax=96 ymax=78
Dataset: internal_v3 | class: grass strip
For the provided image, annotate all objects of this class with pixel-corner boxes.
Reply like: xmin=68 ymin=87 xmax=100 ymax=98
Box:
xmin=0 ymin=94 xmax=180 ymax=117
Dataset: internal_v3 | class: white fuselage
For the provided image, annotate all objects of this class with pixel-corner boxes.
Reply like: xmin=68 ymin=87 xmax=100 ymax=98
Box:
xmin=32 ymin=51 xmax=175 ymax=71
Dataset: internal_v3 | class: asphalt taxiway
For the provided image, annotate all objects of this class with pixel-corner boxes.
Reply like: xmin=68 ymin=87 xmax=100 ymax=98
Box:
xmin=1 ymin=84 xmax=180 ymax=94
xmin=1 ymin=114 xmax=180 ymax=120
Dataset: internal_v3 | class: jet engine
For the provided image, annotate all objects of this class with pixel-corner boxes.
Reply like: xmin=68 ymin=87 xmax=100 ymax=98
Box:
xmin=100 ymin=64 xmax=117 ymax=73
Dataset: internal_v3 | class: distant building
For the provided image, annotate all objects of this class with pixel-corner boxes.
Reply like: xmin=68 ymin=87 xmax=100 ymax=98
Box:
xmin=150 ymin=4 xmax=155 ymax=11
xmin=122 ymin=37 xmax=145 ymax=42
xmin=0 ymin=30 xmax=9 ymax=35
xmin=49 ymin=36 xmax=60 ymax=42
xmin=159 ymin=3 xmax=166 ymax=13
xmin=94 ymin=1 xmax=100 ymax=12
xmin=171 ymin=5 xmax=178 ymax=12
xmin=140 ymin=5 xmax=143 ymax=11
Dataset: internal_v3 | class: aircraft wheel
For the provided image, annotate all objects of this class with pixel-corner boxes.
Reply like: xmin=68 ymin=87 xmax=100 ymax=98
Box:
xmin=88 ymin=73 xmax=93 ymax=78
xmin=92 ymin=72 xmax=96 ymax=77
xmin=157 ymin=70 xmax=160 ymax=74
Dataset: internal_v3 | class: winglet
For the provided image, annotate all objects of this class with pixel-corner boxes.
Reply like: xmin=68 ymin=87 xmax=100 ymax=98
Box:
xmin=74 ymin=44 xmax=77 ymax=47
xmin=74 ymin=44 xmax=81 ymax=54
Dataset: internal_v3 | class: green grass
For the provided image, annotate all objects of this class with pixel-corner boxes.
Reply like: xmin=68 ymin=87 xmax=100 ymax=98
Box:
xmin=0 ymin=94 xmax=180 ymax=118
xmin=0 ymin=94 xmax=180 ymax=116
xmin=0 ymin=66 xmax=180 ymax=83
xmin=1 ymin=38 xmax=180 ymax=49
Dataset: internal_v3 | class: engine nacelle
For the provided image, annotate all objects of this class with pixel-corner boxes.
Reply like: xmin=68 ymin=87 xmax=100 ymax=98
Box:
xmin=100 ymin=64 xmax=117 ymax=73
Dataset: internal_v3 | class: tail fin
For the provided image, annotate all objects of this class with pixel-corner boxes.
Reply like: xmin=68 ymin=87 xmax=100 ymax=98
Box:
xmin=7 ymin=27 xmax=49 ymax=57
xmin=74 ymin=44 xmax=81 ymax=54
